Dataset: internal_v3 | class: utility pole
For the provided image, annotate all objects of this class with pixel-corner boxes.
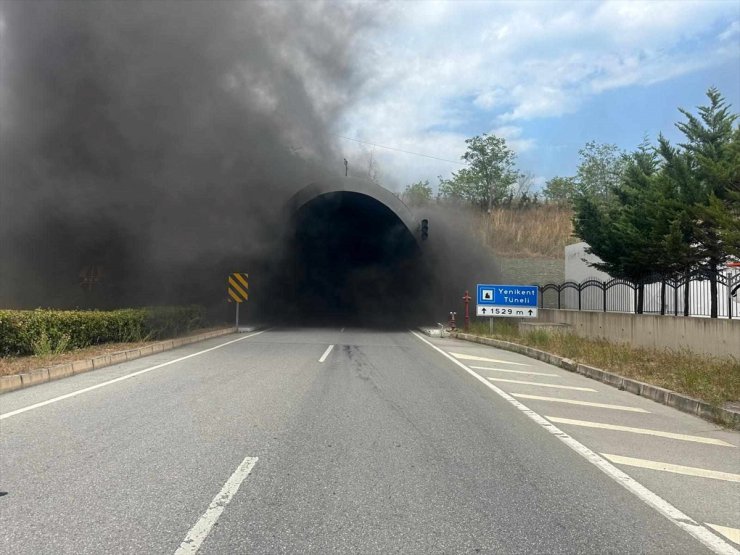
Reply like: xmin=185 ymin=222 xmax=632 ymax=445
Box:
xmin=344 ymin=158 xmax=348 ymax=177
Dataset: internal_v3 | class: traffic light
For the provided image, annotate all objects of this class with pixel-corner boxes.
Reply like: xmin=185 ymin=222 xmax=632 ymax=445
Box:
xmin=421 ymin=219 xmax=429 ymax=240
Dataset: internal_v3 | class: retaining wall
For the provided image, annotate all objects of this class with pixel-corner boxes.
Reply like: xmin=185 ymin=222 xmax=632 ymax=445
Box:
xmin=534 ymin=309 xmax=739 ymax=359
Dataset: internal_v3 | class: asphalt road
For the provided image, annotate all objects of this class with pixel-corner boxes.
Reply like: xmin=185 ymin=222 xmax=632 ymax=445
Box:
xmin=1 ymin=328 xmax=738 ymax=554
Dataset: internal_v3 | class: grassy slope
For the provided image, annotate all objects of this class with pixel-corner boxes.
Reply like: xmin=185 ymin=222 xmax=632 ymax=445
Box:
xmin=469 ymin=321 xmax=739 ymax=408
xmin=470 ymin=204 xmax=738 ymax=408
xmin=472 ymin=204 xmax=576 ymax=284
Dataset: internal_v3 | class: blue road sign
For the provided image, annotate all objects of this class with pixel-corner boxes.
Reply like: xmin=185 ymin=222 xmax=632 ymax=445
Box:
xmin=477 ymin=284 xmax=539 ymax=307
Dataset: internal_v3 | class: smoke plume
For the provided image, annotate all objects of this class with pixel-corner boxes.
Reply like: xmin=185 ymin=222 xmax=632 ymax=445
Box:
xmin=0 ymin=1 xmax=499 ymax=325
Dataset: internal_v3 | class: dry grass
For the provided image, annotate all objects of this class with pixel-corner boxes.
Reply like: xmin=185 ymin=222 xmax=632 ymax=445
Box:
xmin=0 ymin=326 xmax=229 ymax=377
xmin=472 ymin=205 xmax=577 ymax=259
xmin=469 ymin=321 xmax=740 ymax=408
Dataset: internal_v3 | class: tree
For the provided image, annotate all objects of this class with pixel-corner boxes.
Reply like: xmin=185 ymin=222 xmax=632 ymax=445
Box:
xmin=573 ymin=142 xmax=667 ymax=312
xmin=438 ymin=133 xmax=520 ymax=210
xmin=402 ymin=180 xmax=433 ymax=206
xmin=663 ymin=88 xmax=739 ymax=316
xmin=543 ymin=176 xmax=577 ymax=205
xmin=573 ymin=89 xmax=739 ymax=317
xmin=575 ymin=141 xmax=628 ymax=200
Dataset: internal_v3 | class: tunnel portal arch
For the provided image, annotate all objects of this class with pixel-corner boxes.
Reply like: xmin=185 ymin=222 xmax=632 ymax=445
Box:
xmin=275 ymin=177 xmax=429 ymax=326
xmin=288 ymin=177 xmax=421 ymax=241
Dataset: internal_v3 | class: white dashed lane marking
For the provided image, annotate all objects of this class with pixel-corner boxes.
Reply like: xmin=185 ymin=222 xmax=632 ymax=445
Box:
xmin=487 ymin=378 xmax=597 ymax=392
xmin=318 ymin=345 xmax=334 ymax=363
xmin=546 ymin=416 xmax=735 ymax=447
xmin=470 ymin=365 xmax=558 ymax=377
xmin=449 ymin=352 xmax=529 ymax=366
xmin=175 ymin=456 xmax=258 ymax=555
xmin=707 ymin=525 xmax=740 ymax=546
xmin=511 ymin=393 xmax=649 ymax=413
xmin=602 ymin=454 xmax=740 ymax=483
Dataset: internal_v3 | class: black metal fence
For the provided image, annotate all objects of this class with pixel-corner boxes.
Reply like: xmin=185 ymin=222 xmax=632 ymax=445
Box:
xmin=539 ymin=270 xmax=740 ymax=319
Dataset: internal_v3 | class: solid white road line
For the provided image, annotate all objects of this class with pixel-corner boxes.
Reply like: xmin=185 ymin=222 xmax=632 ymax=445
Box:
xmin=0 ymin=331 xmax=267 ymax=421
xmin=546 ymin=416 xmax=735 ymax=447
xmin=470 ymin=365 xmax=557 ymax=377
xmin=410 ymin=331 xmax=738 ymax=555
xmin=449 ymin=352 xmax=529 ymax=366
xmin=319 ymin=344 xmax=334 ymax=363
xmin=602 ymin=454 xmax=740 ymax=483
xmin=487 ymin=378 xmax=596 ymax=392
xmin=707 ymin=525 xmax=740 ymax=545
xmin=511 ymin=393 xmax=649 ymax=413
xmin=175 ymin=456 xmax=258 ymax=555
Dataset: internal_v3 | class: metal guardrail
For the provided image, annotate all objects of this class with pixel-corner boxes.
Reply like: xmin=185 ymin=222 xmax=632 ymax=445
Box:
xmin=538 ymin=271 xmax=740 ymax=319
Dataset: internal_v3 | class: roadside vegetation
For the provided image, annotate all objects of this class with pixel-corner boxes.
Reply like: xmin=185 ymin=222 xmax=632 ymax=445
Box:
xmin=401 ymin=88 xmax=739 ymax=303
xmin=468 ymin=320 xmax=740 ymax=408
xmin=0 ymin=305 xmax=206 ymax=357
xmin=0 ymin=324 xmax=227 ymax=377
xmin=471 ymin=204 xmax=575 ymax=259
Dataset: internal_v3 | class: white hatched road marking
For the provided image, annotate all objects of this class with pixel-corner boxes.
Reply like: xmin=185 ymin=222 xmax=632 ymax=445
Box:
xmin=511 ymin=393 xmax=649 ymax=413
xmin=410 ymin=331 xmax=739 ymax=555
xmin=707 ymin=525 xmax=740 ymax=546
xmin=602 ymin=454 xmax=740 ymax=483
xmin=487 ymin=378 xmax=596 ymax=392
xmin=175 ymin=456 xmax=258 ymax=554
xmin=449 ymin=352 xmax=529 ymax=366
xmin=470 ymin=365 xmax=558 ymax=377
xmin=0 ymin=331 xmax=267 ymax=421
xmin=319 ymin=344 xmax=334 ymax=363
xmin=546 ymin=416 xmax=735 ymax=447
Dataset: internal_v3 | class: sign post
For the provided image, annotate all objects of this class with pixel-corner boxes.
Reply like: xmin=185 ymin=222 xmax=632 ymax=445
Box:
xmin=227 ymin=272 xmax=249 ymax=329
xmin=476 ymin=284 xmax=539 ymax=319
xmin=462 ymin=291 xmax=471 ymax=331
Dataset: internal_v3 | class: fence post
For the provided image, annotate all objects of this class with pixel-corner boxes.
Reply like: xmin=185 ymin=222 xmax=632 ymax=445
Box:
xmin=602 ymin=282 xmax=607 ymax=312
xmin=684 ymin=274 xmax=690 ymax=316
xmin=729 ymin=277 xmax=733 ymax=320
xmin=633 ymin=284 xmax=637 ymax=314
xmin=578 ymin=285 xmax=582 ymax=311
xmin=674 ymin=284 xmax=678 ymax=317
xmin=557 ymin=286 xmax=561 ymax=309
xmin=660 ymin=279 xmax=666 ymax=316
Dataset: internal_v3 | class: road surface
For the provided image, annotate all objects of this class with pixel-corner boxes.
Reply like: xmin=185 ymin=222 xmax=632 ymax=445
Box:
xmin=1 ymin=328 xmax=738 ymax=554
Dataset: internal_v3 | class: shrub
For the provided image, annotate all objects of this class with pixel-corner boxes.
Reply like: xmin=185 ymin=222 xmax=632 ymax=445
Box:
xmin=0 ymin=306 xmax=205 ymax=357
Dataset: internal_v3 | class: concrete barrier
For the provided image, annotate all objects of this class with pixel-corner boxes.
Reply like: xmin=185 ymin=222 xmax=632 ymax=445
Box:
xmin=533 ymin=309 xmax=740 ymax=359
xmin=0 ymin=327 xmax=237 ymax=394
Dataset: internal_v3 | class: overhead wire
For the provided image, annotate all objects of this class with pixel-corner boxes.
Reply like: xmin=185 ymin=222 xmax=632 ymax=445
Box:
xmin=333 ymin=134 xmax=466 ymax=165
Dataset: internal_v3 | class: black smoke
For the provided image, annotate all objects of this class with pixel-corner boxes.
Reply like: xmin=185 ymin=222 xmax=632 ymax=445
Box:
xmin=0 ymin=1 xmax=499 ymax=326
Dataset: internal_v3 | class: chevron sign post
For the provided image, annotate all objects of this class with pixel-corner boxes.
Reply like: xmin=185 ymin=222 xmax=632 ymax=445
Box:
xmin=227 ymin=272 xmax=249 ymax=329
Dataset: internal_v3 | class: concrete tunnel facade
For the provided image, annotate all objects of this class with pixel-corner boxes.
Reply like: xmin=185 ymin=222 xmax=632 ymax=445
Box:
xmin=272 ymin=177 xmax=431 ymax=326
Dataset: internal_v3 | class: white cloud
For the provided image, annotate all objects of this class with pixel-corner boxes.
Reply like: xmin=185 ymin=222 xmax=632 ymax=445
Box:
xmin=339 ymin=0 xmax=740 ymax=187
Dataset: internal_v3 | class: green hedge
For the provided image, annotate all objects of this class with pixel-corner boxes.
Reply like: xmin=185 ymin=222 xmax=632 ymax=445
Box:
xmin=0 ymin=306 xmax=206 ymax=357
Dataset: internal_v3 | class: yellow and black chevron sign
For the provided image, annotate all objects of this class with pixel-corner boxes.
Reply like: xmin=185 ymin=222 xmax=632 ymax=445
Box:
xmin=227 ymin=272 xmax=249 ymax=303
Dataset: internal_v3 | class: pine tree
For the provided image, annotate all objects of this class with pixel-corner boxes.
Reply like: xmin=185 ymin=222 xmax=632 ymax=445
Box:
xmin=669 ymin=88 xmax=739 ymax=316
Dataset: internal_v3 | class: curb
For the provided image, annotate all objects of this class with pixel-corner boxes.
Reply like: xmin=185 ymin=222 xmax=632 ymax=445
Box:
xmin=0 ymin=327 xmax=238 ymax=395
xmin=448 ymin=331 xmax=740 ymax=430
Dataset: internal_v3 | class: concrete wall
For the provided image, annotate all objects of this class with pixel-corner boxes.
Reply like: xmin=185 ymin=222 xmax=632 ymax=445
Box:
xmin=535 ymin=309 xmax=740 ymax=359
xmin=565 ymin=242 xmax=611 ymax=282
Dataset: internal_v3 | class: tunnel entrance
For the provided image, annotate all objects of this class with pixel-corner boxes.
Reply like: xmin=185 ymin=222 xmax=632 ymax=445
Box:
xmin=280 ymin=191 xmax=426 ymax=327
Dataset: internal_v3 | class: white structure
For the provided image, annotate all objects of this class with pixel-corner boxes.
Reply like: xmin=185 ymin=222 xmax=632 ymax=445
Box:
xmin=562 ymin=242 xmax=740 ymax=318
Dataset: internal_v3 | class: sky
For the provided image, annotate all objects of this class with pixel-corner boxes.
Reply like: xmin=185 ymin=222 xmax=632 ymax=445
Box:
xmin=336 ymin=0 xmax=740 ymax=193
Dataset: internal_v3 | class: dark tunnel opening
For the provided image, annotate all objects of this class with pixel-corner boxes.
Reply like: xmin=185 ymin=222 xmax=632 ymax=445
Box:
xmin=274 ymin=191 xmax=429 ymax=327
